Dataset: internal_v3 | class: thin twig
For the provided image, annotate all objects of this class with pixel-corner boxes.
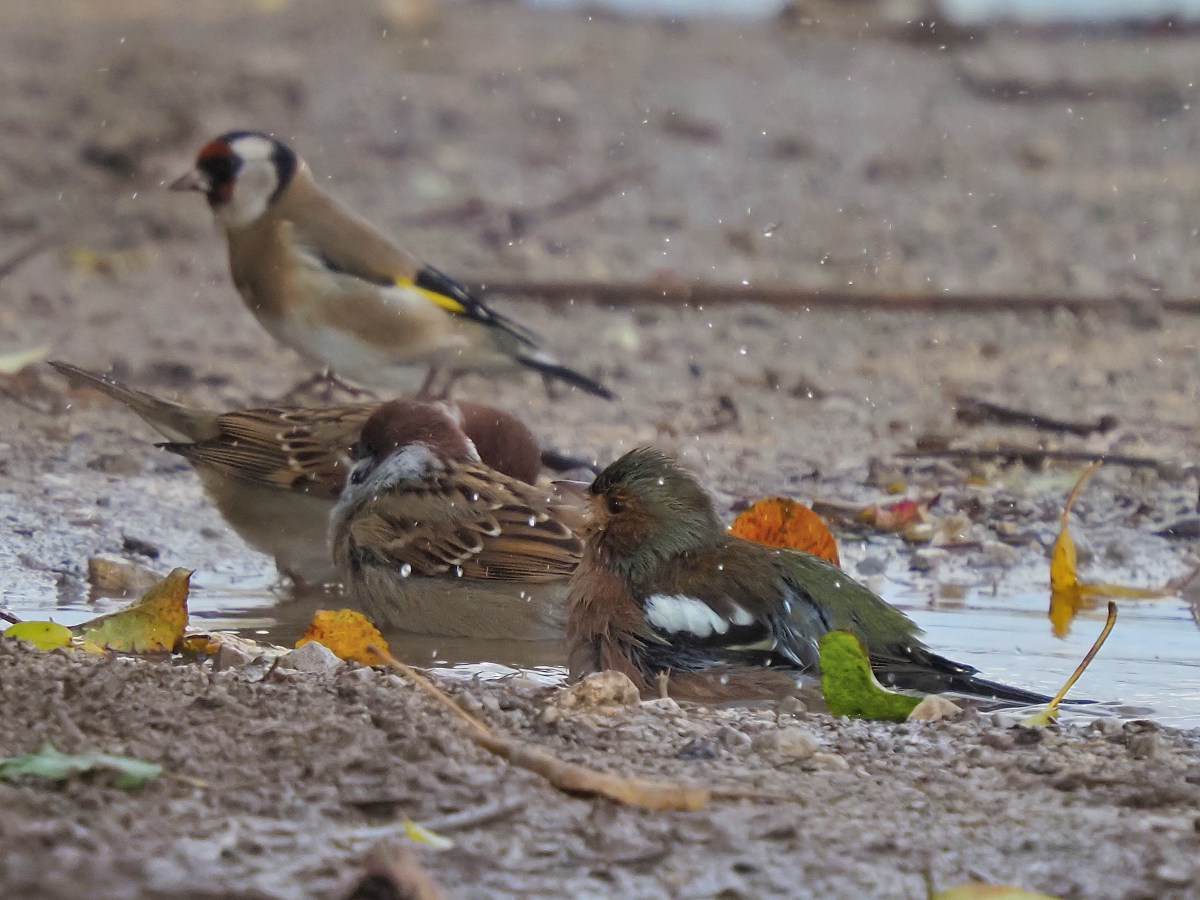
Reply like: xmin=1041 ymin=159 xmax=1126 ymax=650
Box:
xmin=956 ymin=397 xmax=1117 ymax=436
xmin=371 ymin=644 xmax=709 ymax=811
xmin=418 ymin=797 xmax=527 ymax=833
xmin=898 ymin=447 xmax=1170 ymax=471
xmin=471 ymin=279 xmax=1200 ymax=315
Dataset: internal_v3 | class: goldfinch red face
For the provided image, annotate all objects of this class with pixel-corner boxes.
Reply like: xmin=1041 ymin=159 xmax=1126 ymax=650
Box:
xmin=171 ymin=131 xmax=297 ymax=230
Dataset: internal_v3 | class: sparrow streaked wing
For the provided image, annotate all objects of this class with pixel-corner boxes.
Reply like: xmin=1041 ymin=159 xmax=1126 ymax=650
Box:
xmin=343 ymin=461 xmax=581 ymax=582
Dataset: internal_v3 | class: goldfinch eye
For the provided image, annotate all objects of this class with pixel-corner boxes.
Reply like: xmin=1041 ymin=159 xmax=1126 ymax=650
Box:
xmin=606 ymin=494 xmax=626 ymax=514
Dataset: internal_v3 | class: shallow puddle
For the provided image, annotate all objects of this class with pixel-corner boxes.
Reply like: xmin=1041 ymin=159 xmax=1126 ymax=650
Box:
xmin=10 ymin=557 xmax=1200 ymax=726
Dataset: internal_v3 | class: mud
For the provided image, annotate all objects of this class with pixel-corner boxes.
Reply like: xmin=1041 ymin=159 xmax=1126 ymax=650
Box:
xmin=4 ymin=0 xmax=1200 ymax=896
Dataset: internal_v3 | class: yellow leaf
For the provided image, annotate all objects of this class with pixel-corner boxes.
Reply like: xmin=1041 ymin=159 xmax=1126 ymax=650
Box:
xmin=937 ymin=885 xmax=1063 ymax=899
xmin=1048 ymin=461 xmax=1200 ymax=636
xmin=402 ymin=818 xmax=455 ymax=850
xmin=1023 ymin=602 xmax=1116 ymax=727
xmin=4 ymin=620 xmax=73 ymax=650
xmin=1049 ymin=462 xmax=1098 ymax=599
xmin=71 ymin=569 xmax=191 ymax=652
xmin=730 ymin=497 xmax=840 ymax=566
xmin=297 ymin=609 xmax=389 ymax=665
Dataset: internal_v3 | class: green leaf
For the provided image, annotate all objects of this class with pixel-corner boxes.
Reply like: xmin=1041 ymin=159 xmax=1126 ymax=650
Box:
xmin=818 ymin=630 xmax=922 ymax=721
xmin=0 ymin=743 xmax=161 ymax=789
xmin=4 ymin=620 xmax=73 ymax=650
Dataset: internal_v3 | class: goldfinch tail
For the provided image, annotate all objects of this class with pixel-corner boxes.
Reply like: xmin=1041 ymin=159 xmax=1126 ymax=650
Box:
xmin=517 ymin=353 xmax=616 ymax=400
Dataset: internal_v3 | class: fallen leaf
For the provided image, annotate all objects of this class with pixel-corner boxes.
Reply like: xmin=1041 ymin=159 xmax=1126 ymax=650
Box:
xmin=1023 ymin=601 xmax=1116 ymax=727
xmin=867 ymin=495 xmax=938 ymax=531
xmin=72 ymin=568 xmax=191 ymax=652
xmin=818 ymin=630 xmax=921 ymax=721
xmin=730 ymin=497 xmax=840 ymax=566
xmin=0 ymin=743 xmax=161 ymax=789
xmin=297 ymin=609 xmax=390 ymax=665
xmin=0 ymin=345 xmax=49 ymax=375
xmin=402 ymin=819 xmax=455 ymax=850
xmin=4 ymin=620 xmax=72 ymax=650
xmin=1049 ymin=463 xmax=1200 ymax=636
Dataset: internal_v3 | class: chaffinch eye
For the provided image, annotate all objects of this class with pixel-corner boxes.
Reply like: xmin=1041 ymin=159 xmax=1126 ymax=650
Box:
xmin=606 ymin=494 xmax=625 ymax=514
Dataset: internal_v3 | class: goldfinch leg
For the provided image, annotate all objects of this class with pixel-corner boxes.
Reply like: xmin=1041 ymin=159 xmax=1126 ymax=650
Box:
xmin=280 ymin=369 xmax=374 ymax=403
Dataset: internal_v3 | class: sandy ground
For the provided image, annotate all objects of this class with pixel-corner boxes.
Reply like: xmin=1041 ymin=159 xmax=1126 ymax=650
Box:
xmin=4 ymin=0 xmax=1200 ymax=897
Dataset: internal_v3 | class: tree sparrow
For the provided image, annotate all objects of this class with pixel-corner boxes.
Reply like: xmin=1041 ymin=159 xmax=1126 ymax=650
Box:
xmin=52 ymin=362 xmax=555 ymax=586
xmin=331 ymin=399 xmax=584 ymax=640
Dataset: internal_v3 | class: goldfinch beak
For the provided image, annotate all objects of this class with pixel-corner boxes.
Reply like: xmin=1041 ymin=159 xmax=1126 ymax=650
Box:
xmin=169 ymin=169 xmax=210 ymax=193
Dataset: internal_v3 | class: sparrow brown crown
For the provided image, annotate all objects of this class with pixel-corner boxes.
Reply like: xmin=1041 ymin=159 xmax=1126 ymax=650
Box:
xmin=357 ymin=399 xmax=475 ymax=465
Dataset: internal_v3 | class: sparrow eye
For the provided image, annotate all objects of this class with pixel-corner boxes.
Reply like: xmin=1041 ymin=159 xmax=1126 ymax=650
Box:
xmin=606 ymin=494 xmax=626 ymax=514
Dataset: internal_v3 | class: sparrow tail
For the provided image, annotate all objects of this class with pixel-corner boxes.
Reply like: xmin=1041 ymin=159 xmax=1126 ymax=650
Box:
xmin=48 ymin=361 xmax=219 ymax=444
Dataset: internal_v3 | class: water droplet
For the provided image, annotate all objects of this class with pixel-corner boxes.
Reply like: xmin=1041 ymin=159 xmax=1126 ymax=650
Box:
xmin=528 ymin=516 xmax=537 ymax=527
xmin=400 ymin=563 xmax=412 ymax=578
xmin=657 ymin=477 xmax=665 ymax=485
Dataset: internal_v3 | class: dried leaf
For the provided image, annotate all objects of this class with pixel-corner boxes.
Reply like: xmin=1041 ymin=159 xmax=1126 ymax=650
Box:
xmin=297 ymin=609 xmax=390 ymax=665
xmin=0 ymin=743 xmax=161 ymax=789
xmin=818 ymin=630 xmax=922 ymax=721
xmin=1023 ymin=601 xmax=1116 ymax=727
xmin=71 ymin=568 xmax=191 ymax=652
xmin=1049 ymin=463 xmax=1200 ymax=636
xmin=730 ymin=497 xmax=840 ymax=566
xmin=4 ymin=620 xmax=73 ymax=650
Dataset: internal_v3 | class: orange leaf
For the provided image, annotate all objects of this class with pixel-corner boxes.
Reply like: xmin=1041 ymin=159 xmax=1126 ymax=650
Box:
xmin=297 ymin=609 xmax=390 ymax=665
xmin=730 ymin=497 xmax=840 ymax=566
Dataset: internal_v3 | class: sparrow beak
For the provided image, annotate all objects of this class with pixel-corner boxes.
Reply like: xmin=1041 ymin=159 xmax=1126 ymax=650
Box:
xmin=169 ymin=169 xmax=210 ymax=193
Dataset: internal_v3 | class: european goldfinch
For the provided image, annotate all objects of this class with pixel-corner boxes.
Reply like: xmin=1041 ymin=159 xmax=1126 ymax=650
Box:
xmin=170 ymin=131 xmax=614 ymax=400
xmin=331 ymin=399 xmax=585 ymax=640
xmin=52 ymin=362 xmax=557 ymax=585
xmin=568 ymin=448 xmax=1049 ymax=703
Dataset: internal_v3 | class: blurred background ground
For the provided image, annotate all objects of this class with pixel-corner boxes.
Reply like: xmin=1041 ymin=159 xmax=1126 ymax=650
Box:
xmin=4 ymin=0 xmax=1200 ymax=897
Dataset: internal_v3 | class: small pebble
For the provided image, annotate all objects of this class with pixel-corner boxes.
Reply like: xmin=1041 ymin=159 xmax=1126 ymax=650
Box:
xmin=275 ymin=641 xmax=341 ymax=675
